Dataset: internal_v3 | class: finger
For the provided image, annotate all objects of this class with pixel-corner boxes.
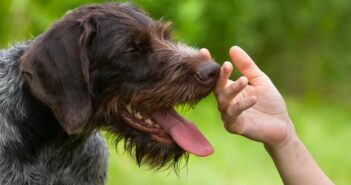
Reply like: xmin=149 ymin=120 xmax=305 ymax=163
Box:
xmin=215 ymin=61 xmax=233 ymax=93
xmin=223 ymin=76 xmax=248 ymax=97
xmin=217 ymin=76 xmax=248 ymax=111
xmin=229 ymin=46 xmax=268 ymax=85
xmin=199 ymin=48 xmax=211 ymax=60
xmin=226 ymin=96 xmax=257 ymax=118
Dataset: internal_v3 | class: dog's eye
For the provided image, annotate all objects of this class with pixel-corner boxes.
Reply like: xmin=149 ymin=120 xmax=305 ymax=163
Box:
xmin=125 ymin=41 xmax=150 ymax=54
xmin=125 ymin=41 xmax=143 ymax=53
xmin=125 ymin=47 xmax=137 ymax=53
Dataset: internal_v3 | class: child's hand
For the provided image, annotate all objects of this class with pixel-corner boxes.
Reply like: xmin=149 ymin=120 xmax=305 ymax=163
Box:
xmin=201 ymin=46 xmax=295 ymax=149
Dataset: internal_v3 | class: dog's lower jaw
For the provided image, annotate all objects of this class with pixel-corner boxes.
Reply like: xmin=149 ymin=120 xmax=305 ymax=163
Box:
xmin=119 ymin=109 xmax=174 ymax=144
xmin=99 ymin=114 xmax=187 ymax=170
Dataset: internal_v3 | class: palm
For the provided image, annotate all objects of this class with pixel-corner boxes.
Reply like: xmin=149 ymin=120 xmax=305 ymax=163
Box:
xmin=230 ymin=79 xmax=290 ymax=144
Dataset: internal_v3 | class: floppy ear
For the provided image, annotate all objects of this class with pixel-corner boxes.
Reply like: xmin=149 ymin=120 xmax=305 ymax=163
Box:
xmin=20 ymin=18 xmax=96 ymax=135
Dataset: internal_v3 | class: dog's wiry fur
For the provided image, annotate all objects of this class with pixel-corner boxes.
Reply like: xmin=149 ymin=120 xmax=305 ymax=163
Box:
xmin=0 ymin=43 xmax=108 ymax=184
xmin=0 ymin=3 xmax=219 ymax=184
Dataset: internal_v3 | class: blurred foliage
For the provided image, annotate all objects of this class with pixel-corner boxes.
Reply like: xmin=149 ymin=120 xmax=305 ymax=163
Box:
xmin=1 ymin=0 xmax=351 ymax=184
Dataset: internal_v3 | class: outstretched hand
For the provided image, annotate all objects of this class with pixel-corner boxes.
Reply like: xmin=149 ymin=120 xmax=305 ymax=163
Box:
xmin=199 ymin=47 xmax=334 ymax=185
xmin=200 ymin=46 xmax=295 ymax=148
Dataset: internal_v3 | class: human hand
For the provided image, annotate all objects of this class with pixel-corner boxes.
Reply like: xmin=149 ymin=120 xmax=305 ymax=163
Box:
xmin=200 ymin=47 xmax=333 ymax=185
xmin=201 ymin=46 xmax=295 ymax=149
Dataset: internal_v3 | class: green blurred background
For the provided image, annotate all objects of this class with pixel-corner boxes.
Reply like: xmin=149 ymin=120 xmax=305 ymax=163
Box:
xmin=1 ymin=0 xmax=350 ymax=184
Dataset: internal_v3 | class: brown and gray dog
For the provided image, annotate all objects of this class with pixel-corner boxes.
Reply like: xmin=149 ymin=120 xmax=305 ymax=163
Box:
xmin=0 ymin=3 xmax=219 ymax=184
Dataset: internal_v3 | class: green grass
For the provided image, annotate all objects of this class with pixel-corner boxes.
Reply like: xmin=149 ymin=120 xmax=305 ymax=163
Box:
xmin=105 ymin=95 xmax=351 ymax=185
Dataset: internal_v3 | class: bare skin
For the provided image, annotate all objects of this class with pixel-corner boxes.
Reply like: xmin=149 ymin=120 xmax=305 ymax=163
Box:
xmin=200 ymin=46 xmax=334 ymax=185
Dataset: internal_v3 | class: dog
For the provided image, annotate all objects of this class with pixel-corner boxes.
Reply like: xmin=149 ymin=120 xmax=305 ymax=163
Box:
xmin=0 ymin=3 xmax=219 ymax=185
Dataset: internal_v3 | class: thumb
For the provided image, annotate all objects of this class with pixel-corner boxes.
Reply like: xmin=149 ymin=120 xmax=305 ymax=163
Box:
xmin=229 ymin=46 xmax=269 ymax=85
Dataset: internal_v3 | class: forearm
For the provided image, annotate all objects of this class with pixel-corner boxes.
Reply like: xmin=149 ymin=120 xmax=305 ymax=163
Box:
xmin=265 ymin=134 xmax=334 ymax=185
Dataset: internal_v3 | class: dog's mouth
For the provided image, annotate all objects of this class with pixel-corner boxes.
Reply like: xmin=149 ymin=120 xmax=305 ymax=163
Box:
xmin=119 ymin=104 xmax=213 ymax=157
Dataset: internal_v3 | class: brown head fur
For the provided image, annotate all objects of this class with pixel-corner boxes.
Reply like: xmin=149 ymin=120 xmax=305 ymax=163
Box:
xmin=20 ymin=3 xmax=219 ymax=170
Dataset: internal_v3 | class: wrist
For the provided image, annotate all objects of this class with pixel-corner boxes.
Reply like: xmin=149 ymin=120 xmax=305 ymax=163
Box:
xmin=264 ymin=118 xmax=298 ymax=153
xmin=264 ymin=133 xmax=300 ymax=156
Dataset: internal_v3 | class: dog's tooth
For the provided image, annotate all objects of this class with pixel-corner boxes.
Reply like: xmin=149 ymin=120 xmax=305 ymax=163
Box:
xmin=145 ymin=119 xmax=153 ymax=125
xmin=126 ymin=104 xmax=132 ymax=113
xmin=134 ymin=112 xmax=143 ymax=119
xmin=154 ymin=124 xmax=160 ymax=128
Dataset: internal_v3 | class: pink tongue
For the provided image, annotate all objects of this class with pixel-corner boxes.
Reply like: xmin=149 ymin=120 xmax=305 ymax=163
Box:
xmin=152 ymin=110 xmax=214 ymax=157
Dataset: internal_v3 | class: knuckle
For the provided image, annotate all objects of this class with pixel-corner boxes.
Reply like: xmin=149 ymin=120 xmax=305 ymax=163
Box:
xmin=236 ymin=78 xmax=247 ymax=89
xmin=231 ymin=81 xmax=245 ymax=93
xmin=235 ymin=127 xmax=245 ymax=135
xmin=235 ymin=79 xmax=243 ymax=87
xmin=225 ymin=106 xmax=236 ymax=117
xmin=214 ymin=89 xmax=220 ymax=96
xmin=217 ymin=104 xmax=225 ymax=112
xmin=216 ymin=94 xmax=226 ymax=104
xmin=227 ymin=120 xmax=245 ymax=135
xmin=238 ymin=79 xmax=246 ymax=87
xmin=224 ymin=123 xmax=234 ymax=133
xmin=222 ymin=113 xmax=228 ymax=121
xmin=229 ymin=83 xmax=239 ymax=92
xmin=234 ymin=101 xmax=242 ymax=109
xmin=214 ymin=89 xmax=221 ymax=96
xmin=224 ymin=125 xmax=233 ymax=133
xmin=224 ymin=123 xmax=240 ymax=134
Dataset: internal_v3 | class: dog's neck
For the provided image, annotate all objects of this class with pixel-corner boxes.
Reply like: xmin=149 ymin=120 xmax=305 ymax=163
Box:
xmin=0 ymin=43 xmax=87 ymax=163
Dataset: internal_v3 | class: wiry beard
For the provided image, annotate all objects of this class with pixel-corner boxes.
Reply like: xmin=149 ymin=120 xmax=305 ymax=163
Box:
xmin=104 ymin=116 xmax=189 ymax=171
xmin=91 ymin=68 xmax=214 ymax=171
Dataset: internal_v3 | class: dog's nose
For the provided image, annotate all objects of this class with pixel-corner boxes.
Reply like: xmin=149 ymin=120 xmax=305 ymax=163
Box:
xmin=195 ymin=62 xmax=220 ymax=86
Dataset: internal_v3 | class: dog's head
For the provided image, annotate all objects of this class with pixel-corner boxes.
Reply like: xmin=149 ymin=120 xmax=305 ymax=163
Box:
xmin=20 ymin=3 xmax=219 ymax=169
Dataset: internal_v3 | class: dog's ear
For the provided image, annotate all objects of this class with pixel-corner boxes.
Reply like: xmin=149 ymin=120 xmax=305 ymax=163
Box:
xmin=20 ymin=18 xmax=96 ymax=135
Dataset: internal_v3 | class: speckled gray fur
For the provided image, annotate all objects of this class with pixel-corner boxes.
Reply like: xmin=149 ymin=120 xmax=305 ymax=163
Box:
xmin=0 ymin=43 xmax=108 ymax=185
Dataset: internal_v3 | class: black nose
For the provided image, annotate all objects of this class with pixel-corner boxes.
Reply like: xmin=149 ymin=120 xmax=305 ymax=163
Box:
xmin=195 ymin=62 xmax=220 ymax=86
